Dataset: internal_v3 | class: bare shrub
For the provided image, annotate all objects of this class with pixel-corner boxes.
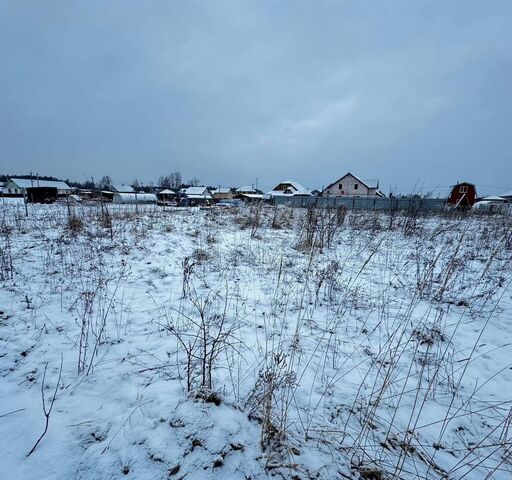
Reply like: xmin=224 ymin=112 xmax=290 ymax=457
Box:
xmin=246 ymin=352 xmax=297 ymax=453
xmin=160 ymin=290 xmax=240 ymax=396
xmin=67 ymin=215 xmax=84 ymax=233
xmin=0 ymin=222 xmax=14 ymax=280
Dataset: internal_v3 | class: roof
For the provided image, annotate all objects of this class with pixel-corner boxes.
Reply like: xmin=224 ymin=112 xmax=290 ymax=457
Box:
xmin=239 ymin=193 xmax=264 ymax=198
xmin=8 ymin=178 xmax=72 ymax=190
xmin=268 ymin=180 xmax=311 ymax=196
xmin=211 ymin=188 xmax=231 ymax=194
xmin=500 ymin=191 xmax=512 ymax=198
xmin=450 ymin=182 xmax=476 ymax=187
xmin=181 ymin=186 xmax=212 ymax=197
xmin=324 ymin=172 xmax=377 ymax=191
xmin=481 ymin=196 xmax=507 ymax=202
xmin=236 ymin=185 xmax=257 ymax=193
xmin=158 ymin=189 xmax=176 ymax=195
xmin=111 ymin=184 xmax=135 ymax=193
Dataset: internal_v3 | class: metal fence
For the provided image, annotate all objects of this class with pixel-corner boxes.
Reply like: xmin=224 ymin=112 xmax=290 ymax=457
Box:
xmin=272 ymin=195 xmax=447 ymax=212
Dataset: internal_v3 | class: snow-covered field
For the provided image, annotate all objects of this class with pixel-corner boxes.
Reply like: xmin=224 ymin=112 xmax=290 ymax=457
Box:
xmin=1 ymin=203 xmax=511 ymax=479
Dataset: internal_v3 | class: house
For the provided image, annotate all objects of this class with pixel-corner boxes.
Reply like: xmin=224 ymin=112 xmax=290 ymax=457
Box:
xmin=3 ymin=178 xmax=73 ymax=196
xmin=448 ymin=182 xmax=477 ymax=208
xmin=499 ymin=191 xmax=512 ymax=202
xmin=267 ymin=180 xmax=311 ymax=197
xmin=321 ymin=173 xmax=383 ymax=197
xmin=110 ymin=184 xmax=135 ymax=193
xmin=211 ymin=188 xmax=233 ymax=201
xmin=179 ymin=186 xmax=213 ymax=206
xmin=236 ymin=185 xmax=257 ymax=194
xmin=233 ymin=192 xmax=264 ymax=203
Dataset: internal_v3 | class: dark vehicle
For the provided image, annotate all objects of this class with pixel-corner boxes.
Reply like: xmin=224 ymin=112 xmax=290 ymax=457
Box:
xmin=26 ymin=187 xmax=58 ymax=204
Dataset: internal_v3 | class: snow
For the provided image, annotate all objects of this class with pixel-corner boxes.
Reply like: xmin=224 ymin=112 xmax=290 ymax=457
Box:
xmin=236 ymin=186 xmax=257 ymax=193
xmin=7 ymin=178 xmax=72 ymax=191
xmin=181 ymin=187 xmax=213 ymax=198
xmin=0 ymin=197 xmax=25 ymax=205
xmin=1 ymin=203 xmax=512 ymax=479
xmin=111 ymin=184 xmax=136 ymax=193
xmin=267 ymin=180 xmax=311 ymax=197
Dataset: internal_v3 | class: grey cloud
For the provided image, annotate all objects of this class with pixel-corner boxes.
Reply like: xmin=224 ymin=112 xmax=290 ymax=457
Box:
xmin=1 ymin=1 xmax=511 ymax=195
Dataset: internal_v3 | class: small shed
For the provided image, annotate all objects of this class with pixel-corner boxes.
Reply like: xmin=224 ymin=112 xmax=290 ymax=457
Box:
xmin=157 ymin=189 xmax=177 ymax=205
xmin=212 ymin=188 xmax=233 ymax=201
xmin=448 ymin=182 xmax=477 ymax=208
xmin=26 ymin=187 xmax=58 ymax=204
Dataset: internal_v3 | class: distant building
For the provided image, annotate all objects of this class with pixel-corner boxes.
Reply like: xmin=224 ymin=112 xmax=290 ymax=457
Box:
xmin=448 ymin=182 xmax=477 ymax=208
xmin=235 ymin=185 xmax=257 ymax=194
xmin=211 ymin=188 xmax=233 ymax=201
xmin=110 ymin=184 xmax=135 ymax=193
xmin=3 ymin=178 xmax=73 ymax=196
xmin=499 ymin=191 xmax=512 ymax=202
xmin=180 ymin=186 xmax=213 ymax=206
xmin=321 ymin=173 xmax=383 ymax=197
xmin=267 ymin=180 xmax=311 ymax=197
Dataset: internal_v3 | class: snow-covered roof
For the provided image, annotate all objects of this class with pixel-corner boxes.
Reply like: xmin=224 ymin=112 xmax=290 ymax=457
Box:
xmin=181 ymin=186 xmax=212 ymax=197
xmin=8 ymin=178 xmax=72 ymax=190
xmin=236 ymin=185 xmax=257 ymax=193
xmin=212 ymin=188 xmax=231 ymax=194
xmin=481 ymin=196 xmax=507 ymax=202
xmin=158 ymin=189 xmax=176 ymax=195
xmin=268 ymin=180 xmax=311 ymax=196
xmin=500 ymin=191 xmax=512 ymax=198
xmin=237 ymin=193 xmax=264 ymax=199
xmin=111 ymin=184 xmax=135 ymax=193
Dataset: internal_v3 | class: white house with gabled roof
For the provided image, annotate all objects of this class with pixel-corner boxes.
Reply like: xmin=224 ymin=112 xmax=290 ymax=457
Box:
xmin=180 ymin=186 xmax=213 ymax=199
xmin=4 ymin=177 xmax=73 ymax=196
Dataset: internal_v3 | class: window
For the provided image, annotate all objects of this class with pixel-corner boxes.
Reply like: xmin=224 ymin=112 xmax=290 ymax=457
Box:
xmin=339 ymin=183 xmax=343 ymax=189
xmin=459 ymin=186 xmax=468 ymax=193
xmin=354 ymin=183 xmax=358 ymax=190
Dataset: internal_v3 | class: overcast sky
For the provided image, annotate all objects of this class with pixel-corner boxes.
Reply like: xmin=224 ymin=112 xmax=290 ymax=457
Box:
xmin=1 ymin=1 xmax=511 ymax=195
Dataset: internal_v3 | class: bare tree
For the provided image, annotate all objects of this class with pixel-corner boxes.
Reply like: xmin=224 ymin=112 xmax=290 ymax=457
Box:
xmin=188 ymin=177 xmax=200 ymax=187
xmin=170 ymin=171 xmax=182 ymax=189
xmin=158 ymin=172 xmax=182 ymax=189
xmin=98 ymin=176 xmax=112 ymax=190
